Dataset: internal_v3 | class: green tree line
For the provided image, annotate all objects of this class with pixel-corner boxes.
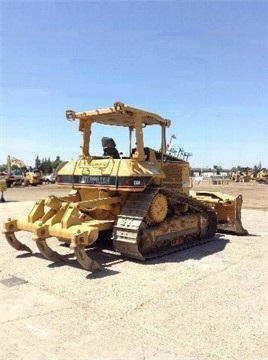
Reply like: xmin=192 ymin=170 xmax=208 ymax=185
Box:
xmin=34 ymin=156 xmax=63 ymax=174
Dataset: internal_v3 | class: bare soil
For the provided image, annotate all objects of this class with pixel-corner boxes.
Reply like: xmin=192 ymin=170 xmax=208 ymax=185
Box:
xmin=0 ymin=181 xmax=267 ymax=360
xmin=2 ymin=180 xmax=268 ymax=211
xmin=192 ymin=180 xmax=268 ymax=211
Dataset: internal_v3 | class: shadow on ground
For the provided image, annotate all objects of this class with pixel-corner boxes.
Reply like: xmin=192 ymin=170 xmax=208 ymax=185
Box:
xmin=12 ymin=232 xmax=230 ymax=278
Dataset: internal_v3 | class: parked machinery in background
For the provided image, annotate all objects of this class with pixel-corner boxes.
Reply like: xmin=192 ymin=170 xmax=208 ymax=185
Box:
xmin=5 ymin=155 xmax=42 ymax=187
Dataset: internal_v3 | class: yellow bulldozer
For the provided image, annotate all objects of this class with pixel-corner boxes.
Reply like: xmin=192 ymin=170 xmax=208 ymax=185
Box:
xmin=2 ymin=102 xmax=248 ymax=271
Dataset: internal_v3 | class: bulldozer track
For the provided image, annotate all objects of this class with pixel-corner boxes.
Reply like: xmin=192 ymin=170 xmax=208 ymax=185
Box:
xmin=113 ymin=187 xmax=218 ymax=260
xmin=133 ymin=234 xmax=215 ymax=262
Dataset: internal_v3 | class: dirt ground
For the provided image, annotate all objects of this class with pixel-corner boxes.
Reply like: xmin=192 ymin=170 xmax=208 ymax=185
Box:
xmin=192 ymin=180 xmax=268 ymax=211
xmin=0 ymin=181 xmax=267 ymax=360
xmin=1 ymin=179 xmax=267 ymax=210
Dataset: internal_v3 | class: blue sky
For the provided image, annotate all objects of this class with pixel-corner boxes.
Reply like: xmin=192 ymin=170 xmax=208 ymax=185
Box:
xmin=1 ymin=0 xmax=267 ymax=169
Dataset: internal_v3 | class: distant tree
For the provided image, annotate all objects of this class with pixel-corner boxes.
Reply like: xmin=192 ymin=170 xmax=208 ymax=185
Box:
xmin=0 ymin=164 xmax=7 ymax=172
xmin=51 ymin=155 xmax=62 ymax=172
xmin=35 ymin=156 xmax=63 ymax=174
xmin=213 ymin=165 xmax=222 ymax=175
xmin=253 ymin=162 xmax=263 ymax=177
xmin=40 ymin=157 xmax=53 ymax=174
xmin=257 ymin=161 xmax=262 ymax=170
xmin=35 ymin=156 xmax=41 ymax=168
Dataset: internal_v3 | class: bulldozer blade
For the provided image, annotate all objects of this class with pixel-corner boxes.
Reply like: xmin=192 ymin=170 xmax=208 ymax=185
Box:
xmin=216 ymin=194 xmax=248 ymax=236
xmin=192 ymin=191 xmax=248 ymax=236
xmin=4 ymin=233 xmax=32 ymax=253
xmin=217 ymin=221 xmax=248 ymax=235
xmin=36 ymin=238 xmax=64 ymax=262
xmin=74 ymin=245 xmax=102 ymax=271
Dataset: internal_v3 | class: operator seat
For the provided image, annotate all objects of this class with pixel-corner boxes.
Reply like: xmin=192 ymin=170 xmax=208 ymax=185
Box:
xmin=102 ymin=137 xmax=120 ymax=159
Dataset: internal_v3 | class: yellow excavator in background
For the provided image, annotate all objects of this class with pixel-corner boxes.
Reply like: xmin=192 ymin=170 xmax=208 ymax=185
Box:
xmin=6 ymin=155 xmax=42 ymax=187
xmin=2 ymin=102 xmax=248 ymax=272
xmin=6 ymin=155 xmax=26 ymax=187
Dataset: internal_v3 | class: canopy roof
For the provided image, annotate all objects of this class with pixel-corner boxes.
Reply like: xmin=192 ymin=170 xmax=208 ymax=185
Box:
xmin=66 ymin=101 xmax=171 ymax=128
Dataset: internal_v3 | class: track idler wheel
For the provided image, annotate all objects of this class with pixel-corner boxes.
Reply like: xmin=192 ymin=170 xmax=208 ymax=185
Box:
xmin=4 ymin=233 xmax=32 ymax=253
